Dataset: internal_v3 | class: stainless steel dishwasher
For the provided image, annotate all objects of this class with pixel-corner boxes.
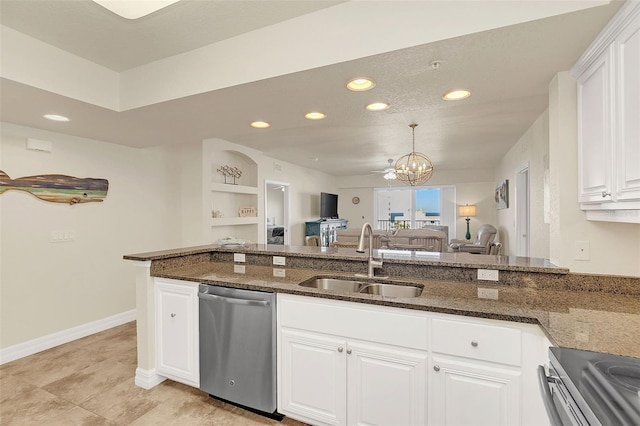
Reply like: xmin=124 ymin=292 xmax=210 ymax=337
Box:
xmin=198 ymin=284 xmax=277 ymax=415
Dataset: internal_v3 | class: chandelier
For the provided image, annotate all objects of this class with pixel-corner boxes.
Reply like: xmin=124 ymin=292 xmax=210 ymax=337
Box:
xmin=394 ymin=123 xmax=434 ymax=186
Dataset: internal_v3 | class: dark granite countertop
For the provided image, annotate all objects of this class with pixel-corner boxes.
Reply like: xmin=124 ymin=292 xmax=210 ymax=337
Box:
xmin=124 ymin=243 xmax=569 ymax=273
xmin=153 ymin=261 xmax=640 ymax=359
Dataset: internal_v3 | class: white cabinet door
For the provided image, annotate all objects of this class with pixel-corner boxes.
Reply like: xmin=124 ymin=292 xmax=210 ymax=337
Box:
xmin=615 ymin=12 xmax=640 ymax=202
xmin=155 ymin=279 xmax=199 ymax=387
xmin=429 ymin=356 xmax=521 ymax=426
xmin=577 ymin=47 xmax=614 ymax=204
xmin=347 ymin=341 xmax=427 ymax=426
xmin=279 ymin=328 xmax=347 ymax=426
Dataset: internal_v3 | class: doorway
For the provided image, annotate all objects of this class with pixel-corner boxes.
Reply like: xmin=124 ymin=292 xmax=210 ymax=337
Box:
xmin=515 ymin=164 xmax=530 ymax=257
xmin=265 ymin=181 xmax=290 ymax=245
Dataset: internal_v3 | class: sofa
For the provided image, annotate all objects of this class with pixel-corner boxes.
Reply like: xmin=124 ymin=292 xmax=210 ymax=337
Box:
xmin=334 ymin=228 xmax=448 ymax=252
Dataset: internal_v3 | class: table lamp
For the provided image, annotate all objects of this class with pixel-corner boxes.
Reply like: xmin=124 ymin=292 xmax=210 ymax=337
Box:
xmin=459 ymin=204 xmax=476 ymax=240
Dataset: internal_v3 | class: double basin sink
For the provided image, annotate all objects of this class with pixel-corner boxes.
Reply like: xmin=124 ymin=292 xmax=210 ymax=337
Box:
xmin=299 ymin=277 xmax=423 ymax=298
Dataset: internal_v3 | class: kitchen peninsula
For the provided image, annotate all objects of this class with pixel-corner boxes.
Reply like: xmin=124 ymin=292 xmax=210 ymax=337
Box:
xmin=125 ymin=244 xmax=640 ymax=425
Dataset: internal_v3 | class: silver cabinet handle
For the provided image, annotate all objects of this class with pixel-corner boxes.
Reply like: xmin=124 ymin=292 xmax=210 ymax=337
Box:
xmin=471 ymin=340 xmax=478 ymax=347
xmin=198 ymin=291 xmax=270 ymax=307
xmin=602 ymin=191 xmax=611 ymax=198
xmin=347 ymin=349 xmax=352 ymax=355
xmin=434 ymin=365 xmax=440 ymax=372
xmin=170 ymin=313 xmax=176 ymax=318
xmin=338 ymin=347 xmax=343 ymax=353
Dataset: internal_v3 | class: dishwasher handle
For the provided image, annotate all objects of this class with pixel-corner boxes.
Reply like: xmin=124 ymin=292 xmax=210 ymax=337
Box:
xmin=198 ymin=291 xmax=271 ymax=307
xmin=537 ymin=365 xmax=563 ymax=426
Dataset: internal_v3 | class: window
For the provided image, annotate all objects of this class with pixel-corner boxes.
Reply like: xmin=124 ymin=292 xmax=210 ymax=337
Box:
xmin=374 ymin=186 xmax=456 ymax=237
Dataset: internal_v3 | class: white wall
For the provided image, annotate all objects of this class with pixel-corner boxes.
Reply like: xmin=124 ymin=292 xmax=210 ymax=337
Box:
xmin=0 ymin=123 xmax=176 ymax=349
xmin=548 ymin=72 xmax=640 ymax=277
xmin=495 ymin=111 xmax=550 ymax=258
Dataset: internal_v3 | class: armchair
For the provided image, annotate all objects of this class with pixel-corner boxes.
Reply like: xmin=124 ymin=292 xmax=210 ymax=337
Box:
xmin=450 ymin=224 xmax=498 ymax=254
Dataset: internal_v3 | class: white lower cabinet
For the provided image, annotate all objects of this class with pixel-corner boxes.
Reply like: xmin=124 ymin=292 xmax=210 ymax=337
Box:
xmin=347 ymin=341 xmax=427 ymax=426
xmin=278 ymin=294 xmax=429 ymax=426
xmin=154 ymin=278 xmax=199 ymax=387
xmin=279 ymin=328 xmax=427 ymax=426
xmin=277 ymin=294 xmax=549 ymax=426
xmin=280 ymin=329 xmax=347 ymax=425
xmin=429 ymin=356 xmax=520 ymax=426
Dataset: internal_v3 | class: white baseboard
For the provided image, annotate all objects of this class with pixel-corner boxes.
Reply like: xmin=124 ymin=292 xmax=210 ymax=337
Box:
xmin=0 ymin=309 xmax=137 ymax=365
xmin=135 ymin=367 xmax=166 ymax=389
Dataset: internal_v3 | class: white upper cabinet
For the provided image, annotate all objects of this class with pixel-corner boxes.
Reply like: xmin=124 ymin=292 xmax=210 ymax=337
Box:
xmin=615 ymin=10 xmax=640 ymax=203
xmin=573 ymin=1 xmax=640 ymax=223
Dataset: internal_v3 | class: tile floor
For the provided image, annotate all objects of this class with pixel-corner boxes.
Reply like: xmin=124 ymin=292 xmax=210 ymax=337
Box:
xmin=0 ymin=322 xmax=307 ymax=425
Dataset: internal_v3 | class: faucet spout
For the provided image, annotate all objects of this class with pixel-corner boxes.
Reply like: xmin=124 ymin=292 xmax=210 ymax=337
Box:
xmin=356 ymin=223 xmax=383 ymax=278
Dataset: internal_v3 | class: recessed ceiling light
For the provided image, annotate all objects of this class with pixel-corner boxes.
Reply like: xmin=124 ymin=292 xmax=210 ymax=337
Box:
xmin=365 ymin=102 xmax=390 ymax=111
xmin=250 ymin=121 xmax=270 ymax=129
xmin=92 ymin=0 xmax=181 ymax=19
xmin=43 ymin=114 xmax=70 ymax=122
xmin=305 ymin=112 xmax=326 ymax=120
xmin=442 ymin=89 xmax=471 ymax=101
xmin=346 ymin=78 xmax=376 ymax=92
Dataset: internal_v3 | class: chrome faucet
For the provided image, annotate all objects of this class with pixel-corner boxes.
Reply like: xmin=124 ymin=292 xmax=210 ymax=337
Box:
xmin=356 ymin=223 xmax=384 ymax=278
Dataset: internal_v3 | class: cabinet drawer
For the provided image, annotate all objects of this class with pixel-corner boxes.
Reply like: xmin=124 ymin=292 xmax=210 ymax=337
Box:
xmin=278 ymin=294 xmax=428 ymax=351
xmin=431 ymin=318 xmax=521 ymax=366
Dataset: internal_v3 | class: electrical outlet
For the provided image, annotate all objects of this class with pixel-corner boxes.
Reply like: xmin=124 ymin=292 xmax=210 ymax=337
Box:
xmin=477 ymin=287 xmax=499 ymax=300
xmin=233 ymin=264 xmax=246 ymax=274
xmin=574 ymin=241 xmax=590 ymax=261
xmin=273 ymin=256 xmax=286 ymax=266
xmin=477 ymin=269 xmax=499 ymax=281
xmin=233 ymin=253 xmax=246 ymax=263
xmin=273 ymin=268 xmax=286 ymax=278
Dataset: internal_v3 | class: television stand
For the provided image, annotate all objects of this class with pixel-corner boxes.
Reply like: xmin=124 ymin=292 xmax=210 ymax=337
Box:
xmin=305 ymin=219 xmax=348 ymax=247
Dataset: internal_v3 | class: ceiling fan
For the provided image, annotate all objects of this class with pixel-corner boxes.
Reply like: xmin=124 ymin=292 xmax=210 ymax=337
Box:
xmin=370 ymin=159 xmax=397 ymax=180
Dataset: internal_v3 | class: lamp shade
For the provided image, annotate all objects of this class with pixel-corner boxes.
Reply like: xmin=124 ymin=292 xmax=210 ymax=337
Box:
xmin=459 ymin=204 xmax=476 ymax=218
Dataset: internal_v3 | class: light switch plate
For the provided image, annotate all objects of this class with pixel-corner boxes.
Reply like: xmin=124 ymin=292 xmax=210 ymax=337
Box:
xmin=50 ymin=230 xmax=75 ymax=242
xmin=273 ymin=256 xmax=286 ymax=266
xmin=233 ymin=253 xmax=246 ymax=263
xmin=477 ymin=269 xmax=499 ymax=281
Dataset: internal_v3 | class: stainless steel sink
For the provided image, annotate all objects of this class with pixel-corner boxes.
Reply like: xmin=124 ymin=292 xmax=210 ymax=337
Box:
xmin=358 ymin=283 xmax=422 ymax=298
xmin=299 ymin=278 xmax=363 ymax=292
xmin=299 ymin=277 xmax=423 ymax=298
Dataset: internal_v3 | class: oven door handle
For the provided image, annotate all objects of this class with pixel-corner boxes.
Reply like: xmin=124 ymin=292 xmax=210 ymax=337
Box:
xmin=538 ymin=365 xmax=563 ymax=426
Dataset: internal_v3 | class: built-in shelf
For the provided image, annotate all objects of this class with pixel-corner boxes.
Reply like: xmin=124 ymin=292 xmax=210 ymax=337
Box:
xmin=211 ymin=183 xmax=258 ymax=194
xmin=211 ymin=217 xmax=259 ymax=226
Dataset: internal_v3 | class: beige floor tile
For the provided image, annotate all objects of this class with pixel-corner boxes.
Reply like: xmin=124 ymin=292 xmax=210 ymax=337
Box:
xmin=39 ymin=405 xmax=115 ymax=426
xmin=1 ymin=346 xmax=109 ymax=388
xmin=66 ymin=322 xmax=136 ymax=352
xmin=0 ymin=373 xmax=38 ymax=404
xmin=80 ymin=377 xmax=161 ymax=424
xmin=128 ymin=396 xmax=219 ymax=425
xmin=0 ymin=386 xmax=75 ymax=425
xmin=43 ymin=359 xmax=132 ymax=405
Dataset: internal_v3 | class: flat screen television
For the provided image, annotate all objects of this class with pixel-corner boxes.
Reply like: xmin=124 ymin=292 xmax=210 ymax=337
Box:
xmin=320 ymin=192 xmax=339 ymax=219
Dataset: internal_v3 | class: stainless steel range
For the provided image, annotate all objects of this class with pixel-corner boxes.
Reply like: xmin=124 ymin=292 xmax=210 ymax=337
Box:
xmin=539 ymin=347 xmax=640 ymax=425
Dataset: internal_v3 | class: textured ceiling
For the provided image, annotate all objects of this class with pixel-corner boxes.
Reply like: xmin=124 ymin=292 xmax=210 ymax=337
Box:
xmin=0 ymin=1 xmax=623 ymax=177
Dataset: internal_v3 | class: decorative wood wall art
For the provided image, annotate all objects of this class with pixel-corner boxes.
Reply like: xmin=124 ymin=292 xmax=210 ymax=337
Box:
xmin=0 ymin=170 xmax=109 ymax=205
